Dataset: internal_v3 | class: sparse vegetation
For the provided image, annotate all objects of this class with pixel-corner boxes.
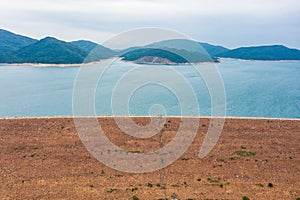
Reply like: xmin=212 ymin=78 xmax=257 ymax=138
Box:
xmin=107 ymin=188 xmax=118 ymax=193
xmin=171 ymin=183 xmax=180 ymax=187
xmin=234 ymin=150 xmax=256 ymax=157
xmin=183 ymin=181 xmax=188 ymax=187
xmin=207 ymin=177 xmax=220 ymax=183
xmin=101 ymin=169 xmax=105 ymax=175
xmin=30 ymin=153 xmax=37 ymax=157
xmin=171 ymin=193 xmax=177 ymax=199
xmin=213 ymin=164 xmax=222 ymax=168
xmin=181 ymin=157 xmax=189 ymax=161
xmin=197 ymin=178 xmax=201 ymax=182
xmin=146 ymin=183 xmax=153 ymax=187
xmin=242 ymin=196 xmax=250 ymax=200
xmin=256 ymin=183 xmax=264 ymax=187
xmin=132 ymin=195 xmax=139 ymax=200
xmin=128 ymin=150 xmax=144 ymax=154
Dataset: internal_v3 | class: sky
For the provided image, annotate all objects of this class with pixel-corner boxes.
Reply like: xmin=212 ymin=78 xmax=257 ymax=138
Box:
xmin=1 ymin=0 xmax=300 ymax=49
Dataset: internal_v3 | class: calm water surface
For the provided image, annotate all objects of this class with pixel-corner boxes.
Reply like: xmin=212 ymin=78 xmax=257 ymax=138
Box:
xmin=0 ymin=59 xmax=299 ymax=118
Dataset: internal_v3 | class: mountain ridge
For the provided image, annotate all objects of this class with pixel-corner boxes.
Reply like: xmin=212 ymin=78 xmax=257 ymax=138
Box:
xmin=1 ymin=29 xmax=300 ymax=64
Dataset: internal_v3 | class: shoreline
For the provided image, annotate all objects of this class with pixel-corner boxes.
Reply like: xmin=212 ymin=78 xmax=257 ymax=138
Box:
xmin=0 ymin=58 xmax=300 ymax=67
xmin=1 ymin=115 xmax=300 ymax=121
xmin=218 ymin=57 xmax=300 ymax=63
xmin=0 ymin=58 xmax=118 ymax=67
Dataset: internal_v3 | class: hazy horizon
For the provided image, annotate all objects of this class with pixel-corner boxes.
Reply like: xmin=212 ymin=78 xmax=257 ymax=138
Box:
xmin=1 ymin=0 xmax=300 ymax=49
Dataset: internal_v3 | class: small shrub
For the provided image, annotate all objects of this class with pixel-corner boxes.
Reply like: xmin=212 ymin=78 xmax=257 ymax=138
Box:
xmin=181 ymin=157 xmax=189 ymax=161
xmin=197 ymin=178 xmax=201 ymax=182
xmin=101 ymin=169 xmax=105 ymax=175
xmin=132 ymin=195 xmax=139 ymax=200
xmin=30 ymin=153 xmax=37 ymax=157
xmin=183 ymin=181 xmax=188 ymax=187
xmin=146 ymin=182 xmax=153 ymax=187
xmin=268 ymin=183 xmax=274 ymax=188
xmin=242 ymin=196 xmax=250 ymax=200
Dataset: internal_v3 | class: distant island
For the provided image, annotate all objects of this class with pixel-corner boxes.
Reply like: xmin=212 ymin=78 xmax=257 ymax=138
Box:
xmin=1 ymin=29 xmax=300 ymax=65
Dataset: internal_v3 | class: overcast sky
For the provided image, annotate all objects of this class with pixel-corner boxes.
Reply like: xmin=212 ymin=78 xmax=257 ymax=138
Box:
xmin=1 ymin=0 xmax=300 ymax=49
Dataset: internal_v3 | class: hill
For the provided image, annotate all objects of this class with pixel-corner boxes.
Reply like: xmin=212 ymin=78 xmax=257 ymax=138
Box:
xmin=70 ymin=40 xmax=98 ymax=52
xmin=217 ymin=45 xmax=300 ymax=60
xmin=70 ymin=40 xmax=117 ymax=62
xmin=198 ymin=42 xmax=229 ymax=57
xmin=0 ymin=29 xmax=37 ymax=53
xmin=121 ymin=39 xmax=220 ymax=64
xmin=14 ymin=37 xmax=88 ymax=64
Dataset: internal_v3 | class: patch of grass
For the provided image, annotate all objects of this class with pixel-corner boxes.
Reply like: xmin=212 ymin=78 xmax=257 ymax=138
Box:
xmin=207 ymin=177 xmax=220 ymax=183
xmin=296 ymin=198 xmax=300 ymax=200
xmin=242 ymin=196 xmax=250 ymax=200
xmin=234 ymin=150 xmax=256 ymax=157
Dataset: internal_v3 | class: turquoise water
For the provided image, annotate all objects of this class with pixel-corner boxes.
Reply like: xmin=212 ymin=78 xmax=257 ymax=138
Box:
xmin=0 ymin=59 xmax=299 ymax=118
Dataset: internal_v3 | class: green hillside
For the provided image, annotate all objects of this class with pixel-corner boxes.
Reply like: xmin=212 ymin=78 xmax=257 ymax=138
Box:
xmin=14 ymin=37 xmax=88 ymax=64
xmin=0 ymin=29 xmax=37 ymax=53
xmin=218 ymin=45 xmax=300 ymax=60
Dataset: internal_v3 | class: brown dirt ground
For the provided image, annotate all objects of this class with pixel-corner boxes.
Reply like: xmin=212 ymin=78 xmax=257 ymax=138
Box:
xmin=0 ymin=117 xmax=299 ymax=200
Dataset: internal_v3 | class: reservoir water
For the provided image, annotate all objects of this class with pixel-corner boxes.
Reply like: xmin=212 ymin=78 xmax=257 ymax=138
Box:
xmin=0 ymin=59 xmax=299 ymax=118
